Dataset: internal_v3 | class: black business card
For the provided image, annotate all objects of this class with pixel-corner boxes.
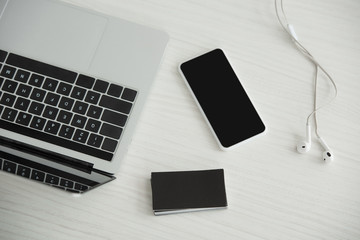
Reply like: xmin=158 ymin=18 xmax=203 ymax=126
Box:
xmin=151 ymin=169 xmax=227 ymax=215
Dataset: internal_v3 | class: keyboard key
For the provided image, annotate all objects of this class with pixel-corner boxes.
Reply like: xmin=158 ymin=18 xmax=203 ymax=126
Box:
xmin=73 ymin=101 xmax=88 ymax=115
xmin=44 ymin=92 xmax=60 ymax=106
xmin=99 ymin=95 xmax=132 ymax=114
xmin=100 ymin=123 xmax=123 ymax=139
xmin=57 ymin=110 xmax=73 ymax=124
xmin=0 ymin=92 xmax=16 ymax=107
xmin=1 ymin=107 xmax=18 ymax=121
xmin=101 ymin=109 xmax=127 ymax=127
xmin=16 ymin=83 xmax=32 ymax=97
xmin=14 ymin=69 xmax=30 ymax=83
xmin=0 ymin=119 xmax=113 ymax=160
xmin=28 ymin=101 xmax=45 ymax=115
xmin=74 ymin=183 xmax=89 ymax=191
xmin=6 ymin=53 xmax=77 ymax=83
xmin=59 ymin=125 xmax=75 ymax=139
xmin=43 ymin=78 xmax=58 ymax=91
xmin=73 ymin=129 xmax=89 ymax=143
xmin=43 ymin=106 xmax=59 ymax=120
xmin=0 ymin=65 xmax=16 ymax=79
xmin=102 ymin=138 xmax=118 ymax=152
xmin=16 ymin=112 xmax=32 ymax=126
xmin=87 ymin=134 xmax=103 ymax=148
xmin=76 ymin=74 xmax=95 ymax=89
xmin=85 ymin=119 xmax=101 ymax=132
xmin=71 ymin=86 xmax=86 ymax=100
xmin=0 ymin=50 xmax=7 ymax=62
xmin=2 ymin=79 xmax=18 ymax=93
xmin=14 ymin=97 xmax=30 ymax=111
xmin=58 ymin=96 xmax=74 ymax=110
xmin=3 ymin=160 xmax=16 ymax=173
xmin=44 ymin=120 xmax=60 ymax=134
xmin=0 ymin=158 xmax=2 ymax=170
xmin=57 ymin=82 xmax=72 ymax=96
xmin=60 ymin=178 xmax=74 ymax=188
xmin=17 ymin=165 xmax=31 ymax=178
xmin=45 ymin=174 xmax=59 ymax=185
xmin=87 ymin=105 xmax=102 ymax=119
xmin=30 ymin=88 xmax=46 ymax=102
xmin=0 ymin=77 xmax=4 ymax=88
xmin=107 ymin=84 xmax=123 ymax=98
xmin=30 ymin=116 xmax=46 ymax=130
xmin=28 ymin=74 xmax=44 ymax=87
xmin=71 ymin=114 xmax=86 ymax=128
xmin=31 ymin=169 xmax=45 ymax=182
xmin=122 ymin=88 xmax=137 ymax=102
xmin=84 ymin=91 xmax=100 ymax=104
xmin=93 ymin=79 xmax=108 ymax=93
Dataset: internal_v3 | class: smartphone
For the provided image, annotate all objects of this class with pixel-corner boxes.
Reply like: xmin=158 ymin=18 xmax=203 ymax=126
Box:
xmin=179 ymin=49 xmax=266 ymax=150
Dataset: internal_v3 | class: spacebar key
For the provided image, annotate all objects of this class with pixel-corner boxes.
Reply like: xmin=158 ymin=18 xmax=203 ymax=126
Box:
xmin=6 ymin=53 xmax=77 ymax=83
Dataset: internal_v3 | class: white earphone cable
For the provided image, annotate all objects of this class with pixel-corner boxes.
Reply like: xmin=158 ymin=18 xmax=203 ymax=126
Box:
xmin=313 ymin=65 xmax=320 ymax=138
xmin=275 ymin=0 xmax=338 ymax=139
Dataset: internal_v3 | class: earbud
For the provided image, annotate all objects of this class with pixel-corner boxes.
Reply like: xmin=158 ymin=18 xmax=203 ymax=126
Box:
xmin=297 ymin=126 xmax=334 ymax=162
xmin=297 ymin=140 xmax=310 ymax=153
xmin=296 ymin=124 xmax=311 ymax=153
xmin=318 ymin=137 xmax=334 ymax=163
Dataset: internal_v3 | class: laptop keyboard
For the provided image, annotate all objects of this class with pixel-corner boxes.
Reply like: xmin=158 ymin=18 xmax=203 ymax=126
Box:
xmin=0 ymin=49 xmax=137 ymax=161
xmin=0 ymin=151 xmax=97 ymax=193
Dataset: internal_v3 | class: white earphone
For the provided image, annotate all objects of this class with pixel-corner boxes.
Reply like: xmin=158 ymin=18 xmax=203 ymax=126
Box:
xmin=275 ymin=0 xmax=337 ymax=162
xmin=296 ymin=124 xmax=334 ymax=163
xmin=318 ymin=137 xmax=334 ymax=163
xmin=296 ymin=123 xmax=311 ymax=154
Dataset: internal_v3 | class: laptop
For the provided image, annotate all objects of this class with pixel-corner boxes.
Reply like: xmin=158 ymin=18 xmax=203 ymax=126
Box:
xmin=0 ymin=0 xmax=168 ymax=193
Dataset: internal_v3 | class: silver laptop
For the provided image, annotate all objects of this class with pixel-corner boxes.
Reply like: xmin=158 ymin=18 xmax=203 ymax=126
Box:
xmin=0 ymin=0 xmax=168 ymax=192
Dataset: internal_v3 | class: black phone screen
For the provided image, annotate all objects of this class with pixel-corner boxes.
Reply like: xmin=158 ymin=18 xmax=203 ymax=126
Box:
xmin=179 ymin=49 xmax=265 ymax=148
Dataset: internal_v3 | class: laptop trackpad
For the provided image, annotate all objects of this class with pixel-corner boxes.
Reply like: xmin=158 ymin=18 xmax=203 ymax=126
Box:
xmin=0 ymin=0 xmax=107 ymax=71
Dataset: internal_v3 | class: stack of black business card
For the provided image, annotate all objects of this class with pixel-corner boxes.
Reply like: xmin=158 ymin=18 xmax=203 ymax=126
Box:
xmin=151 ymin=169 xmax=228 ymax=215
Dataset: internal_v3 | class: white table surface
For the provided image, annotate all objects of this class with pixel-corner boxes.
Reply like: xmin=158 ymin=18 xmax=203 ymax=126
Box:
xmin=1 ymin=0 xmax=360 ymax=239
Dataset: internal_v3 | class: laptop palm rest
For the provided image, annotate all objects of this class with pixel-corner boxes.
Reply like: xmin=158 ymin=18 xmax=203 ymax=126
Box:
xmin=0 ymin=0 xmax=107 ymax=72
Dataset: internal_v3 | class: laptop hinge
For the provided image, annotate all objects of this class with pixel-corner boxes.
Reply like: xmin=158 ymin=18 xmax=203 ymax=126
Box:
xmin=0 ymin=136 xmax=93 ymax=174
